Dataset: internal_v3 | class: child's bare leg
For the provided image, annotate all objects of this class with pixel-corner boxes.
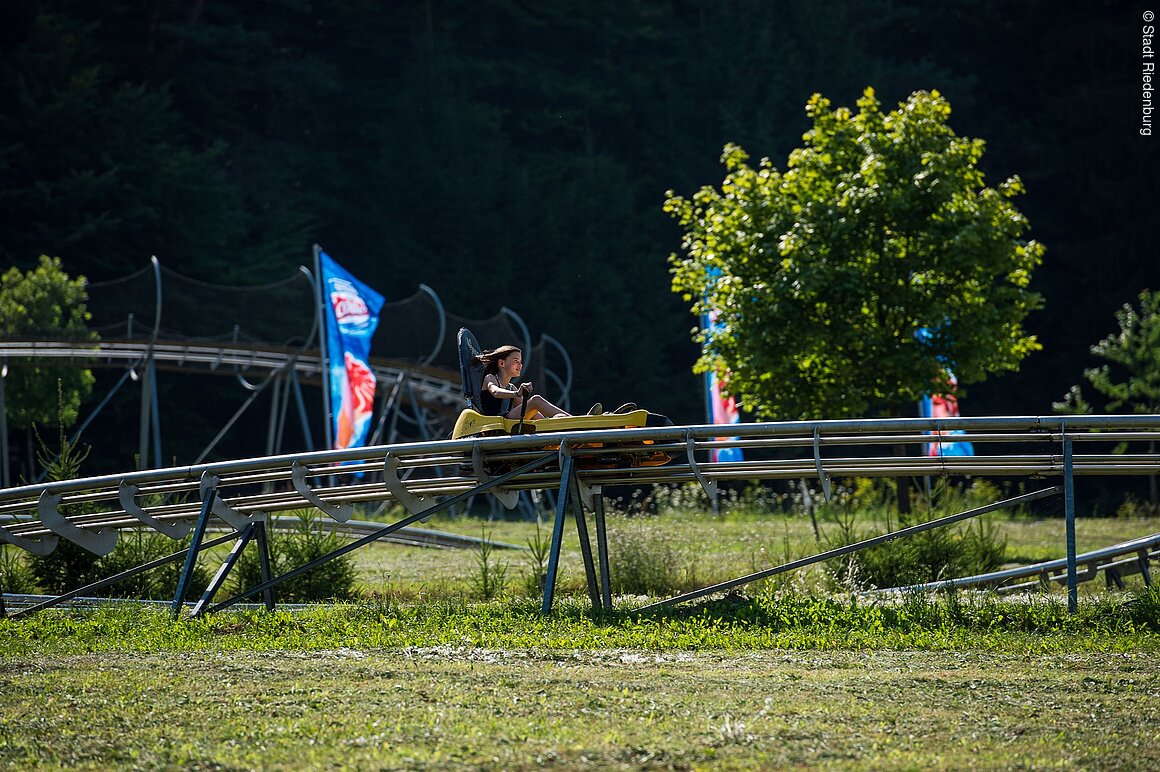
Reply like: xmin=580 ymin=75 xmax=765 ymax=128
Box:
xmin=507 ymin=395 xmax=569 ymax=419
xmin=529 ymin=394 xmax=569 ymax=417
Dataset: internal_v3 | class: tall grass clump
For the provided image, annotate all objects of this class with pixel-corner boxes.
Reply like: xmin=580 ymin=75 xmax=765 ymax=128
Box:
xmin=0 ymin=545 xmax=38 ymax=595
xmin=520 ymin=519 xmax=551 ymax=596
xmin=819 ymin=478 xmax=1010 ymax=591
xmin=606 ymin=518 xmax=697 ymax=596
xmin=469 ymin=526 xmax=509 ymax=600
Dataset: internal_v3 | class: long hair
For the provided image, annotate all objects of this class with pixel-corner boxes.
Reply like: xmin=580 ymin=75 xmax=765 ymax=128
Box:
xmin=470 ymin=345 xmax=521 ymax=376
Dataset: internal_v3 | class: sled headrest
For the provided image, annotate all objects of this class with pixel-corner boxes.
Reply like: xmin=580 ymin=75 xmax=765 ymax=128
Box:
xmin=457 ymin=327 xmax=484 ymax=412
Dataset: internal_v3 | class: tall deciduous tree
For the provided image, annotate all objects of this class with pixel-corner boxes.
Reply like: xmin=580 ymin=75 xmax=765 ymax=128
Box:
xmin=667 ymin=88 xmax=1046 ymax=422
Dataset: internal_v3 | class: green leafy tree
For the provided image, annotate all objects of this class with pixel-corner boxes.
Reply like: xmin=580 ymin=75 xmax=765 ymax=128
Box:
xmin=667 ymin=88 xmax=1045 ymax=422
xmin=0 ymin=255 xmax=96 ymax=429
xmin=1054 ymin=289 xmax=1160 ymax=507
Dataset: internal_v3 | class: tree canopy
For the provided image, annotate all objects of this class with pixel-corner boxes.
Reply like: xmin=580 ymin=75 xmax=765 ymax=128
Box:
xmin=0 ymin=1 xmax=1153 ymax=469
xmin=0 ymin=255 xmax=95 ymax=429
xmin=667 ymin=89 xmax=1045 ymax=420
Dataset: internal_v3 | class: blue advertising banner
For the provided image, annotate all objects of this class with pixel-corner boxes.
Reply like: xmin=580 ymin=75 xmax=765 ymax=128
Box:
xmin=319 ymin=251 xmax=385 ymax=451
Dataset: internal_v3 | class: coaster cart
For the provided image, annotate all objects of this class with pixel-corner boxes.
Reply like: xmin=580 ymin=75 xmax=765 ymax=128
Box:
xmin=451 ymin=328 xmax=674 ymax=469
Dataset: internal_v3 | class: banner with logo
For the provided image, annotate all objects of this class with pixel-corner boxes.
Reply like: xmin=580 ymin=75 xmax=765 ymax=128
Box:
xmin=703 ymin=307 xmax=743 ymax=464
xmin=319 ymin=251 xmax=385 ymax=452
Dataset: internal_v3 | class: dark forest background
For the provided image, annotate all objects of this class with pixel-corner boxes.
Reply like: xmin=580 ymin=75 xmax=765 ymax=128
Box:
xmin=1 ymin=0 xmax=1157 ymax=469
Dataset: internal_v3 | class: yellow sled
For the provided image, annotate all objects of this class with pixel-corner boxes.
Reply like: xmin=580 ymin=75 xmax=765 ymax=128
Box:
xmin=453 ymin=329 xmax=674 ymax=468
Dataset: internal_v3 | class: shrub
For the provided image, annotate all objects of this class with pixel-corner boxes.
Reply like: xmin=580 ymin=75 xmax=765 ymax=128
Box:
xmin=469 ymin=527 xmax=509 ymax=600
xmin=824 ymin=509 xmax=1009 ymax=591
xmin=97 ymin=530 xmax=211 ymax=601
xmin=0 ymin=545 xmax=38 ymax=595
xmin=230 ymin=510 xmax=357 ymax=603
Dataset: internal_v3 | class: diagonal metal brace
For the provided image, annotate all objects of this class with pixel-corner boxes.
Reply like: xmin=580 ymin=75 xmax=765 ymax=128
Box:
xmin=191 ymin=521 xmax=274 ymax=617
xmin=38 ymin=491 xmax=118 ymax=555
xmin=291 ymin=461 xmax=353 ymax=522
xmin=118 ymin=481 xmax=192 ymax=538
xmin=199 ymin=472 xmax=256 ymax=531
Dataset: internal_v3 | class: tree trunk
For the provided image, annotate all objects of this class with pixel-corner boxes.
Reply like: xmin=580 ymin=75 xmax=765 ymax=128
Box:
xmin=799 ymin=479 xmax=821 ymax=541
xmin=893 ymin=443 xmax=912 ymax=516
xmin=1151 ymin=440 xmax=1158 ymax=510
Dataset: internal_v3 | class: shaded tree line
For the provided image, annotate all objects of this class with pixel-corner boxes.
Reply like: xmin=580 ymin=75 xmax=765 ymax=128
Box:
xmin=1 ymin=0 xmax=1155 ymax=469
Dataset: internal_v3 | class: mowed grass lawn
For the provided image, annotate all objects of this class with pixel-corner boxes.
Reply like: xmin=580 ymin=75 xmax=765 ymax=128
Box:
xmin=3 ymin=505 xmax=1159 ymax=769
xmin=3 ymin=644 xmax=1158 ymax=769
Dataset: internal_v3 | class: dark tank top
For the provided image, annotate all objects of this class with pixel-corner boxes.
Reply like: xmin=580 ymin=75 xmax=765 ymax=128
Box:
xmin=480 ymin=379 xmax=510 ymax=416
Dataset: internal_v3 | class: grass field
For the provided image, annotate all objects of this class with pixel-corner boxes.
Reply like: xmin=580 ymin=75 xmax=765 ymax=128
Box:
xmin=3 ymin=494 xmax=1159 ymax=770
xmin=3 ymin=646 xmax=1158 ymax=770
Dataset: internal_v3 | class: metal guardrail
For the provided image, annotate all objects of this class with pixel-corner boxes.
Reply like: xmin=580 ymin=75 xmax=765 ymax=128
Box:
xmin=879 ymin=532 xmax=1160 ymax=595
xmin=2 ymin=414 xmax=1159 ymax=553
xmin=2 ymin=414 xmax=1159 ymax=615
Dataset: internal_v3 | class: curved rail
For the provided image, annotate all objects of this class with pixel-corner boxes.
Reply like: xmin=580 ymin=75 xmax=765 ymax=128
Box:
xmin=879 ymin=532 xmax=1160 ymax=595
xmin=0 ymin=339 xmax=461 ymax=404
xmin=3 ymin=414 xmax=1159 ymax=556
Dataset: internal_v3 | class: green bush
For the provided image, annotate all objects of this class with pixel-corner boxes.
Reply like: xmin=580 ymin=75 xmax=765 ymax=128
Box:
xmin=96 ymin=530 xmax=211 ymax=601
xmin=824 ymin=511 xmax=1009 ymax=591
xmin=230 ymin=511 xmax=357 ymax=603
xmin=0 ymin=545 xmax=38 ymax=595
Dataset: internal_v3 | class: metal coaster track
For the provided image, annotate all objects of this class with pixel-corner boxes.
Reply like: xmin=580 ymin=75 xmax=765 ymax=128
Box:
xmin=0 ymin=339 xmax=462 ymax=403
xmin=2 ymin=414 xmax=1159 ymax=619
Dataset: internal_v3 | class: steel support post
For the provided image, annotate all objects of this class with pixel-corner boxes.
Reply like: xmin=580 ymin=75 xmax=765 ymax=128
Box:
xmin=570 ymin=474 xmax=602 ymax=611
xmin=173 ymin=486 xmax=219 ymax=618
xmin=207 ymin=453 xmax=555 ymax=615
xmin=266 ymin=373 xmax=284 ymax=457
xmin=254 ymin=520 xmax=275 ymax=610
xmin=1063 ymin=434 xmax=1078 ymax=613
xmin=137 ymin=354 xmax=154 ymax=470
xmin=541 ymin=449 xmax=575 ymax=615
xmin=192 ymin=521 xmax=265 ymax=617
xmin=290 ymin=368 xmax=315 ymax=451
xmin=592 ymin=487 xmax=612 ymax=609
xmin=149 ymin=360 xmax=162 ymax=468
